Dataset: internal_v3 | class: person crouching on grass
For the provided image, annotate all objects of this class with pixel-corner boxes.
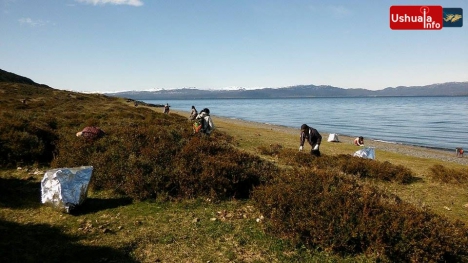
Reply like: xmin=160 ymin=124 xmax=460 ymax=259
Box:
xmin=299 ymin=124 xmax=322 ymax=157
xmin=354 ymin=136 xmax=364 ymax=146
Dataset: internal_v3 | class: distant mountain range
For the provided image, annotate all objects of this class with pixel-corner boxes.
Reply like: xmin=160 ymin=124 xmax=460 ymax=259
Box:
xmin=106 ymin=82 xmax=468 ymax=100
xmin=1 ymin=68 xmax=467 ymax=99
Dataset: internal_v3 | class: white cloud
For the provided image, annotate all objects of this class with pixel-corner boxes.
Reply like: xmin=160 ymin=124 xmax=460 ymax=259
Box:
xmin=76 ymin=0 xmax=143 ymax=7
xmin=18 ymin=17 xmax=47 ymax=27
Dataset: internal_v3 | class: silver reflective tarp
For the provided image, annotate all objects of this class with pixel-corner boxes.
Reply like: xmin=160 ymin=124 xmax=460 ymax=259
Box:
xmin=327 ymin=133 xmax=340 ymax=142
xmin=353 ymin=147 xmax=376 ymax=160
xmin=41 ymin=166 xmax=93 ymax=213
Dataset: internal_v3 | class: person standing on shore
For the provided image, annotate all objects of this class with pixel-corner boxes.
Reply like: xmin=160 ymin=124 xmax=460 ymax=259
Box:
xmin=163 ymin=103 xmax=170 ymax=114
xmin=299 ymin=124 xmax=322 ymax=156
xmin=354 ymin=136 xmax=364 ymax=146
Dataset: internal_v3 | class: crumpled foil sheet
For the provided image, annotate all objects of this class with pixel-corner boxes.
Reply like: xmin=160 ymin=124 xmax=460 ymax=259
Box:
xmin=41 ymin=166 xmax=93 ymax=213
xmin=353 ymin=147 xmax=376 ymax=160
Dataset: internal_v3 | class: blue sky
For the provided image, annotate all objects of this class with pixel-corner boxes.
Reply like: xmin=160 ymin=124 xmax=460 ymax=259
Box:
xmin=1 ymin=0 xmax=467 ymax=92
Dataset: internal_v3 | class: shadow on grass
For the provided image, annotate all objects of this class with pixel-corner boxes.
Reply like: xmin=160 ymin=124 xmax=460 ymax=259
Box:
xmin=71 ymin=197 xmax=133 ymax=215
xmin=0 ymin=219 xmax=137 ymax=263
xmin=0 ymin=176 xmax=133 ymax=214
xmin=0 ymin=177 xmax=41 ymax=209
xmin=407 ymin=176 xmax=424 ymax=184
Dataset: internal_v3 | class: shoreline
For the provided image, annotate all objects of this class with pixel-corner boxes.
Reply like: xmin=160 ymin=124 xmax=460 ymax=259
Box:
xmin=144 ymin=97 xmax=467 ymax=152
xmin=221 ymin=116 xmax=456 ymax=152
xmin=170 ymin=109 xmax=467 ymax=166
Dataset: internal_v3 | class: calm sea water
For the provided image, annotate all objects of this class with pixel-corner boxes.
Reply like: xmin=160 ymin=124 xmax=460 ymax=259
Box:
xmin=143 ymin=97 xmax=468 ymax=151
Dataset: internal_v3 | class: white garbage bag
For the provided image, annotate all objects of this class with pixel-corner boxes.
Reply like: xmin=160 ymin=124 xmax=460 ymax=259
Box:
xmin=327 ymin=133 xmax=340 ymax=142
xmin=41 ymin=166 xmax=93 ymax=213
xmin=353 ymin=147 xmax=375 ymax=160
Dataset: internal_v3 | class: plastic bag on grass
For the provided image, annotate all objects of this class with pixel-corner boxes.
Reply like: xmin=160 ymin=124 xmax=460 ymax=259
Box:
xmin=41 ymin=166 xmax=93 ymax=213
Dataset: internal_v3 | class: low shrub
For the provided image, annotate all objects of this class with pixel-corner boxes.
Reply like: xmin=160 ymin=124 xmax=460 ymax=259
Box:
xmin=429 ymin=164 xmax=468 ymax=184
xmin=173 ymin=136 xmax=277 ymax=200
xmin=253 ymin=169 xmax=468 ymax=262
xmin=336 ymin=157 xmax=414 ymax=184
xmin=0 ymin=112 xmax=58 ymax=167
xmin=257 ymin=143 xmax=283 ymax=156
xmin=274 ymin=149 xmax=414 ymax=183
xmin=51 ymin=121 xmax=277 ymax=201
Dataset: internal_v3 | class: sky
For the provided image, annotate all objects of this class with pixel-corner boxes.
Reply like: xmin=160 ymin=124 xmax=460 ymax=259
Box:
xmin=1 ymin=0 xmax=467 ymax=92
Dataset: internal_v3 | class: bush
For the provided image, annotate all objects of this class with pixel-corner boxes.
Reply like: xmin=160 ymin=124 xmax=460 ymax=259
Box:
xmin=253 ymin=169 xmax=468 ymax=262
xmin=0 ymin=112 xmax=58 ymax=167
xmin=273 ymin=149 xmax=414 ymax=183
xmin=257 ymin=143 xmax=283 ymax=156
xmin=173 ymin=136 xmax=277 ymax=200
xmin=0 ymin=83 xmax=122 ymax=167
xmin=51 ymin=121 xmax=277 ymax=201
xmin=429 ymin=164 xmax=468 ymax=184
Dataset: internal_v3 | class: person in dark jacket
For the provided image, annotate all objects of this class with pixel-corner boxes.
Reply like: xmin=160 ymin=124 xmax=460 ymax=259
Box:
xmin=163 ymin=103 xmax=170 ymax=114
xmin=299 ymin=124 xmax=322 ymax=156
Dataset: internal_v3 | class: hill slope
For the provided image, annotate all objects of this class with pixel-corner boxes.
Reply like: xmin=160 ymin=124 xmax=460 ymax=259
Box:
xmin=0 ymin=69 xmax=37 ymax=85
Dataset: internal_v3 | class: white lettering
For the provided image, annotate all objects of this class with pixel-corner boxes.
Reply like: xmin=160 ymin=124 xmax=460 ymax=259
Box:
xmin=391 ymin=7 xmax=441 ymax=29
xmin=423 ymin=9 xmax=426 ymax=28
xmin=392 ymin=14 xmax=426 ymax=23
xmin=425 ymin=22 xmax=441 ymax=28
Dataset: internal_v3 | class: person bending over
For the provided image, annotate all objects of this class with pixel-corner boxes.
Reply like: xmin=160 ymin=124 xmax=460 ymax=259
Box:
xmin=299 ymin=124 xmax=322 ymax=157
xmin=354 ymin=136 xmax=364 ymax=146
xmin=196 ymin=108 xmax=215 ymax=136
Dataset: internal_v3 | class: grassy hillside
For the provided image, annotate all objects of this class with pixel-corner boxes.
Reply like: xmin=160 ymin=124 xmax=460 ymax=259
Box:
xmin=0 ymin=69 xmax=39 ymax=85
xmin=1 ymin=71 xmax=468 ymax=262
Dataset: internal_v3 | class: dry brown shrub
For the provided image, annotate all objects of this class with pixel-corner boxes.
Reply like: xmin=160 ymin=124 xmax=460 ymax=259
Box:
xmin=253 ymin=169 xmax=468 ymax=262
xmin=429 ymin=164 xmax=468 ymax=184
xmin=275 ymin=149 xmax=414 ymax=183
